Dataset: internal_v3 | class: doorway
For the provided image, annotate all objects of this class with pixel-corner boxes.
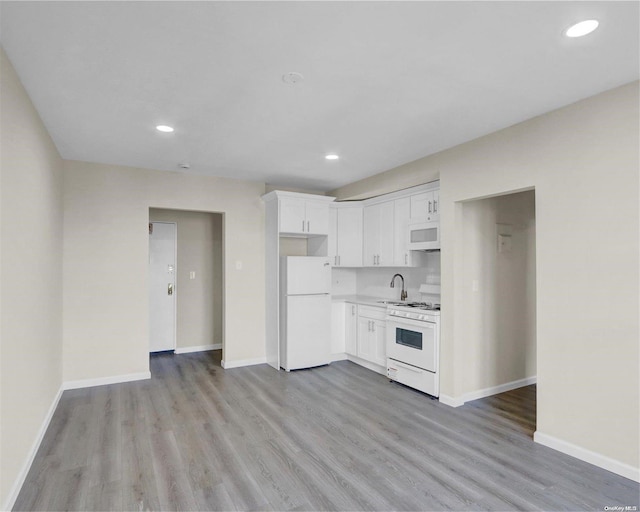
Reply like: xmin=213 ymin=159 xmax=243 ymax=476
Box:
xmin=458 ymin=189 xmax=537 ymax=431
xmin=148 ymin=209 xmax=224 ymax=360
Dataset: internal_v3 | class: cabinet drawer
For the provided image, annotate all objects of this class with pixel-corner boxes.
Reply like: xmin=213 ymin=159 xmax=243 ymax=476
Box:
xmin=357 ymin=305 xmax=386 ymax=321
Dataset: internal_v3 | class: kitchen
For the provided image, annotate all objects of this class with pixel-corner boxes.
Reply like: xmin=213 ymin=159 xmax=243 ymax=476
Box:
xmin=1 ymin=1 xmax=638 ymax=510
xmin=264 ymin=181 xmax=445 ymax=398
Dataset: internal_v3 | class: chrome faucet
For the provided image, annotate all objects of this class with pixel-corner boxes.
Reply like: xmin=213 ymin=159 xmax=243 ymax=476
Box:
xmin=390 ymin=273 xmax=408 ymax=301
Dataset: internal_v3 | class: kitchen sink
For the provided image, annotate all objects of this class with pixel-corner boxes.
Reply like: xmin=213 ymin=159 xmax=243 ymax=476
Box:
xmin=377 ymin=300 xmax=406 ymax=305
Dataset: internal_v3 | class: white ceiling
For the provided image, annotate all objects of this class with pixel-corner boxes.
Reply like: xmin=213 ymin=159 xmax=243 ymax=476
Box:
xmin=1 ymin=2 xmax=638 ymax=192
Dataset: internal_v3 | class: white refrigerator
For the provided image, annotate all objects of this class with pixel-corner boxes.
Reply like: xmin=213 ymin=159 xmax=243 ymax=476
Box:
xmin=280 ymin=256 xmax=332 ymax=371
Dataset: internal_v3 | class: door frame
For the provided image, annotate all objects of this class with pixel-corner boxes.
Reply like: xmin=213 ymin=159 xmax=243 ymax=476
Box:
xmin=149 ymin=221 xmax=178 ymax=353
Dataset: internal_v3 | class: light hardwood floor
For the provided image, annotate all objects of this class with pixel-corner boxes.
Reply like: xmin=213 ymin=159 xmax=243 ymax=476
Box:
xmin=13 ymin=351 xmax=640 ymax=511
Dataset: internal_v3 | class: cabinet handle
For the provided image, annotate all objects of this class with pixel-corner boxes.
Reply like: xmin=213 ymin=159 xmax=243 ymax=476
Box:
xmin=352 ymin=305 xmax=355 ymax=316
xmin=434 ymin=199 xmax=438 ymax=213
xmin=371 ymin=322 xmax=375 ymax=332
xmin=405 ymin=253 xmax=408 ymax=265
xmin=428 ymin=200 xmax=432 ymax=213
xmin=302 ymin=220 xmax=305 ymax=232
xmin=307 ymin=220 xmax=310 ymax=232
xmin=338 ymin=255 xmax=341 ymax=266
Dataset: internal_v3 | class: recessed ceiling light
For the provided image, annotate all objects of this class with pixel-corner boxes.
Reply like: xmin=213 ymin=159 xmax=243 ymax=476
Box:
xmin=325 ymin=154 xmax=339 ymax=160
xmin=565 ymin=19 xmax=599 ymax=38
xmin=156 ymin=125 xmax=174 ymax=133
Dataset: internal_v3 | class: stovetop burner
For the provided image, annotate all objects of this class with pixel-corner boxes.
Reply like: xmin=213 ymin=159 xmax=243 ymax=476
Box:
xmin=399 ymin=302 xmax=440 ymax=311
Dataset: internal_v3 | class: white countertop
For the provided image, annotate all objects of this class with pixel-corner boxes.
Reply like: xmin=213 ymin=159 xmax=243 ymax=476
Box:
xmin=331 ymin=295 xmax=391 ymax=308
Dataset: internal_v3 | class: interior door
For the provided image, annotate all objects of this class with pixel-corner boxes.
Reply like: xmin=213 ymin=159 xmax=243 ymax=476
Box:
xmin=149 ymin=222 xmax=176 ymax=352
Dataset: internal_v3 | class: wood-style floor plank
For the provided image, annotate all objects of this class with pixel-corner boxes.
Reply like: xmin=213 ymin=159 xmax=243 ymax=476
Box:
xmin=12 ymin=350 xmax=640 ymax=511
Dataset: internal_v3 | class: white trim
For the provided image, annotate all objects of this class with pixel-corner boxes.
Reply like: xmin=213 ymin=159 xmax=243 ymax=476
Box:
xmin=3 ymin=385 xmax=63 ymax=512
xmin=534 ymin=431 xmax=640 ymax=483
xmin=463 ymin=376 xmax=537 ymax=403
xmin=221 ymin=357 xmax=266 ymax=369
xmin=439 ymin=394 xmax=465 ymax=407
xmin=438 ymin=376 xmax=536 ymax=408
xmin=331 ymin=352 xmax=348 ymax=362
xmin=62 ymin=371 xmax=151 ymax=390
xmin=175 ymin=343 xmax=221 ymax=354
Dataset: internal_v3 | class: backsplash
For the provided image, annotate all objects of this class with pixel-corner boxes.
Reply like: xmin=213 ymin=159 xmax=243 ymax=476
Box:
xmin=356 ymin=267 xmax=428 ymax=302
xmin=331 ymin=252 xmax=441 ymax=302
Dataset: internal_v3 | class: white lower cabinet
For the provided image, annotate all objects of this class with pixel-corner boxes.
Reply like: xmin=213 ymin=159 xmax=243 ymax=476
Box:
xmin=355 ymin=306 xmax=386 ymax=367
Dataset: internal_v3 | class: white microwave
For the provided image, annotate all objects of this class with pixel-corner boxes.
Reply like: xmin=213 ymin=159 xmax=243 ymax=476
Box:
xmin=407 ymin=221 xmax=440 ymax=251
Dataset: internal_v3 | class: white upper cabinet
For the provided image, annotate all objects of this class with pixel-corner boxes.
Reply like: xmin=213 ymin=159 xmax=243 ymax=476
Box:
xmin=329 ymin=204 xmax=363 ymax=267
xmin=262 ymin=191 xmax=335 ymax=236
xmin=393 ymin=196 xmax=412 ymax=267
xmin=304 ymin=200 xmax=331 ymax=235
xmin=279 ymin=197 xmax=308 ymax=233
xmin=363 ymin=201 xmax=394 ymax=266
xmin=410 ymin=189 xmax=439 ymax=221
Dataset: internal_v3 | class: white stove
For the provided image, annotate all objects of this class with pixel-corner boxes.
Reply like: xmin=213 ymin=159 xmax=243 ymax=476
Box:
xmin=386 ymin=302 xmax=440 ymax=397
xmin=387 ymin=302 xmax=440 ymax=320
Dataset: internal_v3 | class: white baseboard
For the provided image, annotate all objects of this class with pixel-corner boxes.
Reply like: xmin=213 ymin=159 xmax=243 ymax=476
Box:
xmin=3 ymin=385 xmax=63 ymax=512
xmin=175 ymin=343 xmax=222 ymax=354
xmin=534 ymin=431 xmax=640 ymax=483
xmin=331 ymin=352 xmax=348 ymax=362
xmin=439 ymin=394 xmax=465 ymax=408
xmin=221 ymin=357 xmax=266 ymax=369
xmin=438 ymin=376 xmax=536 ymax=408
xmin=345 ymin=354 xmax=386 ymax=376
xmin=463 ymin=376 xmax=537 ymax=403
xmin=62 ymin=371 xmax=151 ymax=390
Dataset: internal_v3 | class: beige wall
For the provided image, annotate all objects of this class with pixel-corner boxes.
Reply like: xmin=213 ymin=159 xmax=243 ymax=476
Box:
xmin=460 ymin=190 xmax=536 ymax=393
xmin=330 ymin=158 xmax=439 ymax=200
xmin=332 ymin=82 xmax=639 ymax=471
xmin=149 ymin=209 xmax=223 ymax=349
xmin=63 ymin=161 xmax=265 ymax=381
xmin=0 ymin=48 xmax=64 ymax=506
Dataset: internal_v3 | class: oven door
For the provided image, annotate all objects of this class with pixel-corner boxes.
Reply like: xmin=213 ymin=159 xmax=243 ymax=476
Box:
xmin=386 ymin=317 xmax=437 ymax=372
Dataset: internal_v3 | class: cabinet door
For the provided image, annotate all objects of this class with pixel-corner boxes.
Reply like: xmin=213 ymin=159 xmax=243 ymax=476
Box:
xmin=372 ymin=319 xmax=387 ymax=366
xmin=363 ymin=205 xmax=379 ymax=266
xmin=393 ymin=197 xmax=411 ymax=266
xmin=336 ymin=207 xmax=363 ymax=267
xmin=305 ymin=201 xmax=330 ymax=235
xmin=328 ymin=207 xmax=338 ymax=265
xmin=345 ymin=303 xmax=358 ymax=356
xmin=357 ymin=316 xmax=373 ymax=361
xmin=410 ymin=192 xmax=429 ymax=220
xmin=377 ymin=201 xmax=395 ymax=266
xmin=280 ymin=198 xmax=306 ymax=234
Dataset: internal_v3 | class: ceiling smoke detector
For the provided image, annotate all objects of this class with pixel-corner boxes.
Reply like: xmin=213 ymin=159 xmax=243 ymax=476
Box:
xmin=178 ymin=163 xmax=190 ymax=170
xmin=282 ymin=72 xmax=304 ymax=85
